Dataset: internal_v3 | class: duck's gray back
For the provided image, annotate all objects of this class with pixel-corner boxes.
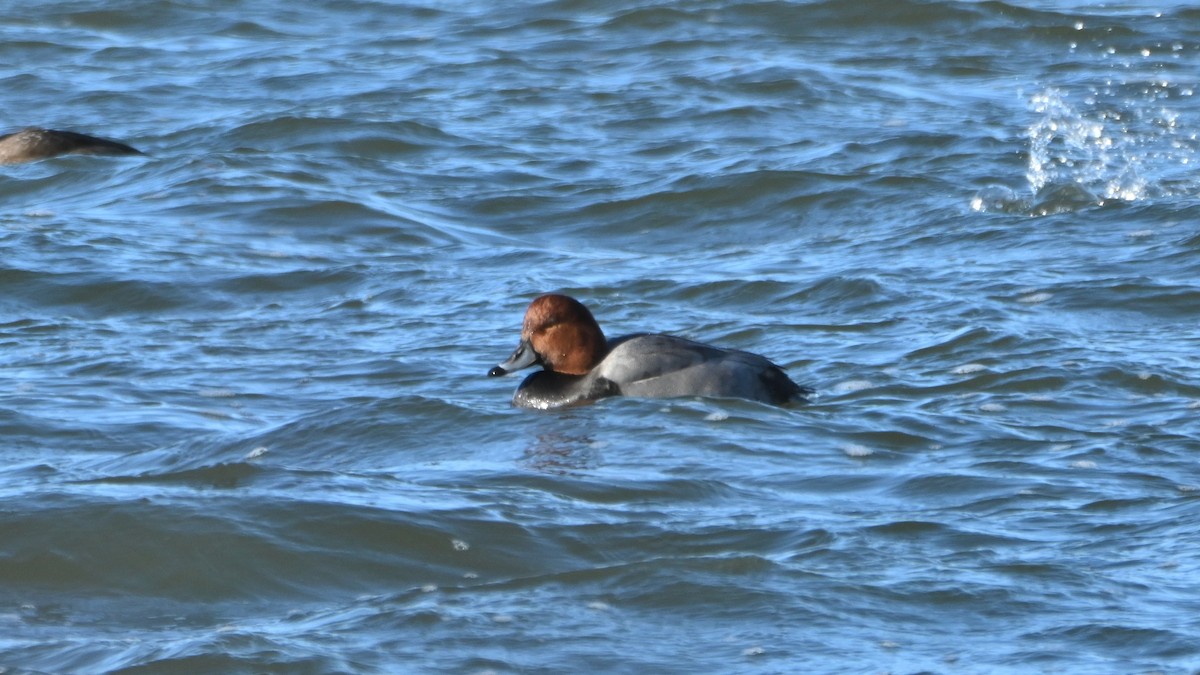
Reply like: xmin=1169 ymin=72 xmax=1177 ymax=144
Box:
xmin=599 ymin=334 xmax=805 ymax=404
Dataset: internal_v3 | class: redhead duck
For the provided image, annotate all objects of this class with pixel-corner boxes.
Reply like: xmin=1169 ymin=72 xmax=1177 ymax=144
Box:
xmin=0 ymin=127 xmax=142 ymax=165
xmin=488 ymin=294 xmax=810 ymax=408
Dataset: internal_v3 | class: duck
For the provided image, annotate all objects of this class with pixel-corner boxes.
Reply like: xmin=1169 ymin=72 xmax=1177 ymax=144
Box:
xmin=0 ymin=127 xmax=142 ymax=165
xmin=488 ymin=293 xmax=810 ymax=409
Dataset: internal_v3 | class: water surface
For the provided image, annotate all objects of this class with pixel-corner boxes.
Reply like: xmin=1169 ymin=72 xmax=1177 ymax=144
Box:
xmin=3 ymin=1 xmax=1200 ymax=673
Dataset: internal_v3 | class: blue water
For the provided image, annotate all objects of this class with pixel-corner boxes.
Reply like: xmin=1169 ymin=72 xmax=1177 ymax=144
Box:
xmin=3 ymin=1 xmax=1200 ymax=673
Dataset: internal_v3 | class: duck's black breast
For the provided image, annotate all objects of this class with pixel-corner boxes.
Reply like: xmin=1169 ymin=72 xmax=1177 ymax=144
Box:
xmin=511 ymin=371 xmax=620 ymax=409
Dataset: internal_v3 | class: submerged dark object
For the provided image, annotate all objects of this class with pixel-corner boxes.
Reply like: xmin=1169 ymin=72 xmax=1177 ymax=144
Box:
xmin=0 ymin=127 xmax=143 ymax=165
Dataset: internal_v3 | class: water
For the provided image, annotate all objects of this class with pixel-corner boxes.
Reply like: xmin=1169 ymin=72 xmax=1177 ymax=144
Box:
xmin=3 ymin=0 xmax=1200 ymax=672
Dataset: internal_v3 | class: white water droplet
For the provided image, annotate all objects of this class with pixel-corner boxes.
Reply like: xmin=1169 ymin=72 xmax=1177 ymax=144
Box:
xmin=835 ymin=379 xmax=874 ymax=393
xmin=841 ymin=444 xmax=874 ymax=458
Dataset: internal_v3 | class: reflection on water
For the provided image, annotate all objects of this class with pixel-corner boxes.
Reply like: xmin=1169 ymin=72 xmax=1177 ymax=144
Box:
xmin=523 ymin=430 xmax=601 ymax=474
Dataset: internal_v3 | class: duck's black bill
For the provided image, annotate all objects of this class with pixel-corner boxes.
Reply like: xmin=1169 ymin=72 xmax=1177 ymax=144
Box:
xmin=488 ymin=340 xmax=538 ymax=377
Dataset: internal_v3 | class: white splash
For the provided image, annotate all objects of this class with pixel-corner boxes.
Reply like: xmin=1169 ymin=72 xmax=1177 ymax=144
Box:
xmin=973 ymin=83 xmax=1199 ymax=214
xmin=1017 ymin=291 xmax=1053 ymax=304
xmin=840 ymin=443 xmax=874 ymax=458
xmin=834 ymin=379 xmax=874 ymax=393
xmin=1026 ymin=88 xmax=1147 ymax=202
